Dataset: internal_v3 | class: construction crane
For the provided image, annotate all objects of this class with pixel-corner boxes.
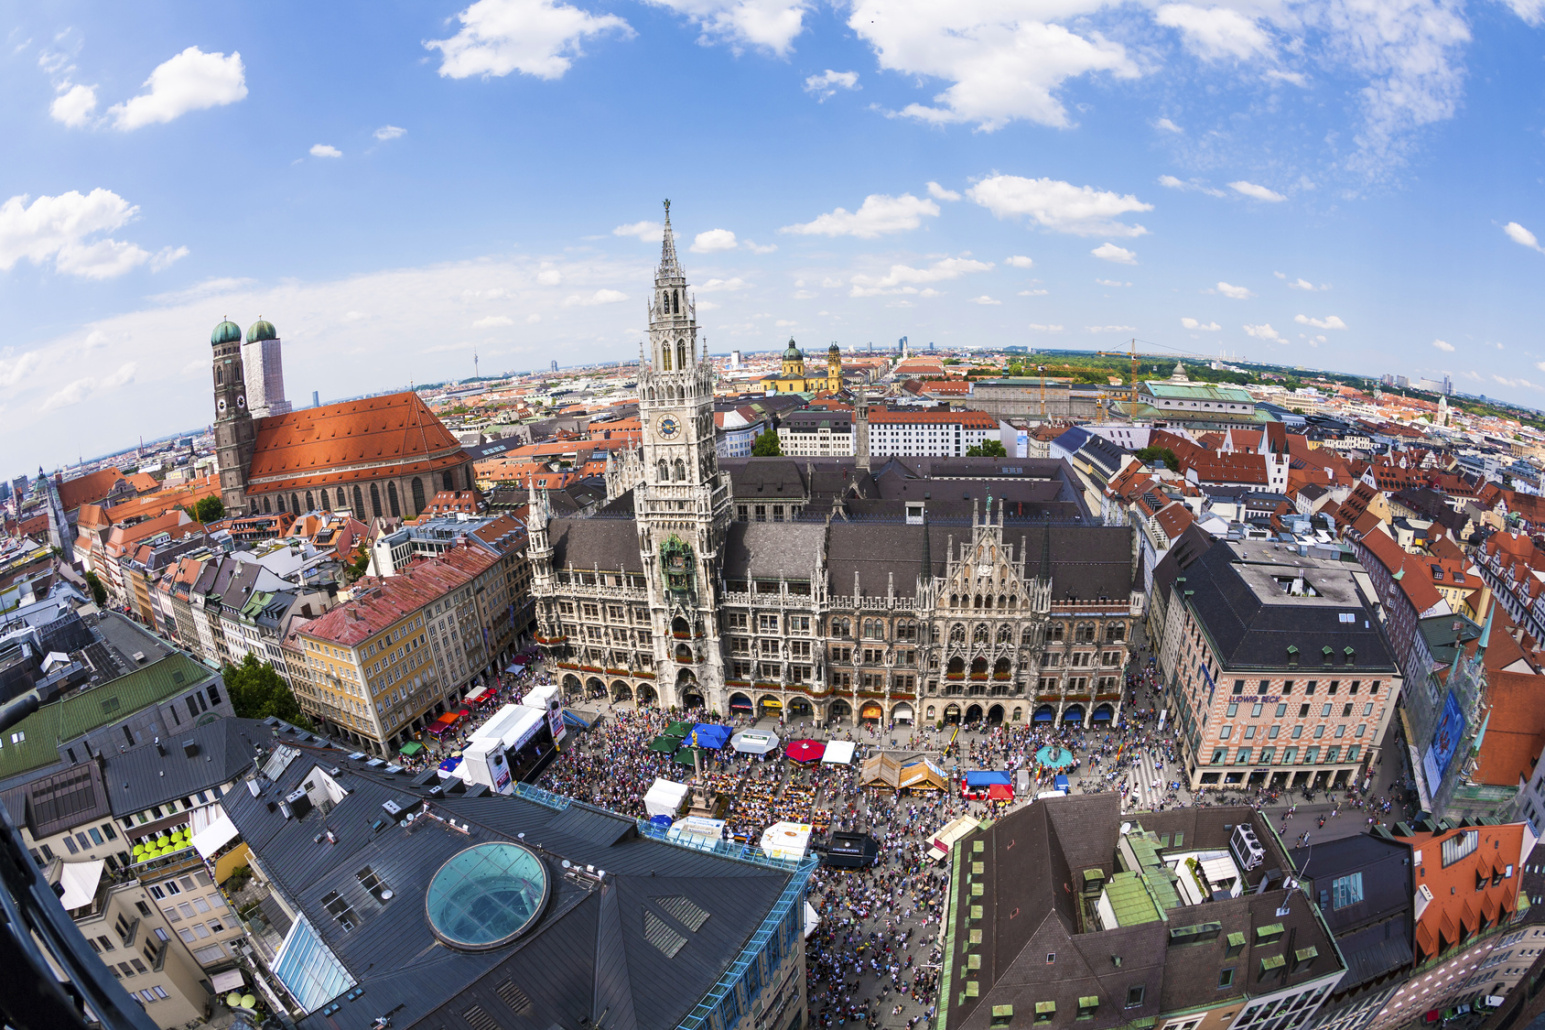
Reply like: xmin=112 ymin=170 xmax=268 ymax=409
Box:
xmin=1096 ymin=339 xmax=1140 ymax=407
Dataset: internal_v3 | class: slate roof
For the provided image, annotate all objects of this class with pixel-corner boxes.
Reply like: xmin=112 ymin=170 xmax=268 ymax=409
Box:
xmin=219 ymin=729 xmax=797 ymax=1030
xmin=550 ymin=516 xmax=647 ymax=574
xmin=102 ymin=717 xmax=268 ymax=816
xmin=723 ymin=521 xmax=825 ymax=581
xmin=0 ymin=758 xmax=113 ymax=840
xmin=1289 ymin=833 xmax=1413 ymax=991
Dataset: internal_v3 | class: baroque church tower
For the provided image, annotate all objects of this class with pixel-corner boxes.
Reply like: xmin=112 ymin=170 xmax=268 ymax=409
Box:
xmin=210 ymin=318 xmax=256 ymax=515
xmin=635 ymin=202 xmax=733 ymax=709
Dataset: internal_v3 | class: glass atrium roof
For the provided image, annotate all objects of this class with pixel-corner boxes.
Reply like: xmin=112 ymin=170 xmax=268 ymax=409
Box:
xmin=426 ymin=842 xmax=549 ymax=951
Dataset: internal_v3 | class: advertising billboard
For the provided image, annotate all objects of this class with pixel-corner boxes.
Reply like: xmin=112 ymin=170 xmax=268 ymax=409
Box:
xmin=1422 ymin=690 xmax=1466 ymax=792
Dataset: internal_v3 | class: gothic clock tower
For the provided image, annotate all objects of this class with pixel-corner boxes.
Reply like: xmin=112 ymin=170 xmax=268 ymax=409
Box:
xmin=210 ymin=318 xmax=256 ymax=515
xmin=635 ymin=202 xmax=732 ymax=710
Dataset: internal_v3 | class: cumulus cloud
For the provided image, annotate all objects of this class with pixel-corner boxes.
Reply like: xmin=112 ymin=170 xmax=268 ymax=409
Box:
xmin=1505 ymin=222 xmax=1544 ymax=253
xmin=1019 ymin=288 xmax=1049 ymax=296
xmin=1276 ymin=273 xmax=1325 ymax=290
xmin=804 ymin=69 xmax=858 ymax=100
xmin=613 ymin=220 xmax=662 ymax=240
xmin=927 ymin=182 xmax=962 ymax=202
xmin=1229 ymin=180 xmax=1287 ymax=202
xmin=107 ymin=47 xmax=247 ymax=131
xmin=310 ymin=143 xmax=343 ymax=158
xmin=971 ymin=295 xmax=1002 ymax=305
xmin=645 ymin=0 xmax=809 ymax=55
xmin=1294 ymin=314 xmax=1347 ymax=329
xmin=1091 ymin=242 xmax=1136 ymax=264
xmin=1027 ymin=324 xmax=1064 ymax=332
xmin=426 ymin=0 xmax=632 ymax=80
xmin=1158 ymin=174 xmax=1225 ymax=197
xmin=1181 ymin=317 xmax=1221 ymax=330
xmin=374 ymin=125 xmax=407 ymax=141
xmin=1154 ymin=117 xmax=1183 ymax=133
xmin=969 ymin=176 xmax=1151 ymax=237
xmin=563 ymin=288 xmax=628 ymax=306
xmin=1086 ymin=325 xmax=1136 ymax=333
xmin=781 ymin=193 xmax=939 ymax=238
xmin=691 ymin=228 xmax=739 ymax=253
xmin=1214 ymin=281 xmax=1253 ymax=299
xmin=149 ymin=246 xmax=189 ymax=272
xmin=698 ymin=277 xmax=749 ymax=292
xmin=1155 ymin=4 xmax=1273 ymax=61
xmin=1005 ymin=255 xmax=1035 ymax=268
xmin=0 ymin=189 xmax=174 ymax=279
xmin=1095 ymin=278 xmax=1131 ymax=287
xmin=536 ymin=268 xmax=563 ymax=285
xmin=50 ymin=83 xmax=98 ymax=127
xmin=1432 ymin=339 xmax=1454 ymax=352
xmin=848 ymin=256 xmax=992 ymax=296
xmin=474 ymin=315 xmax=515 ymax=327
xmin=1243 ymin=323 xmax=1283 ymax=341
xmin=43 ymin=362 xmax=136 ymax=411
xmin=849 ymin=0 xmax=1137 ymax=129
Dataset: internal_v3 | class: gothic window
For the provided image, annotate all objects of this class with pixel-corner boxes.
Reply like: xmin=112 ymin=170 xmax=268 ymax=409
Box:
xmin=658 ymin=460 xmax=669 ymax=482
xmin=974 ymin=595 xmax=982 ymax=609
xmin=973 ymin=625 xmax=989 ymax=644
xmin=673 ymin=459 xmax=686 ymax=481
xmin=1049 ymin=623 xmax=1065 ymax=642
xmin=411 ymin=477 xmax=426 ymax=515
xmin=949 ymin=594 xmax=958 ymax=607
xmin=672 ymin=289 xmax=679 ymax=314
xmin=1076 ymin=623 xmax=1096 ymax=643
xmin=831 ymin=617 xmax=851 ymax=637
xmin=388 ymin=482 xmax=401 ymax=518
xmin=370 ymin=483 xmax=382 ymax=518
xmin=215 ymin=368 xmax=222 ymax=384
xmin=949 ymin=623 xmax=965 ymax=643
xmin=337 ymin=488 xmax=347 ymax=508
xmin=443 ymin=471 xmax=453 ymax=492
xmin=677 ymin=340 xmax=687 ymax=368
xmin=1106 ymin=622 xmax=1126 ymax=642
xmin=353 ymin=486 xmax=364 ymax=514
xmin=1022 ymin=626 xmax=1036 ymax=646
xmin=996 ymin=626 xmax=1011 ymax=644
xmin=947 ymin=656 xmax=965 ymax=676
xmin=662 ymin=346 xmax=672 ymax=372
xmin=305 ymin=491 xmax=315 ymax=511
xmin=985 ymin=595 xmax=994 ymax=609
xmin=291 ymin=493 xmax=300 ymax=514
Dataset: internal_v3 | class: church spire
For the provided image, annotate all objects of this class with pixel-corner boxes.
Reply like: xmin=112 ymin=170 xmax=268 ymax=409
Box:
xmin=658 ymin=199 xmax=683 ymax=283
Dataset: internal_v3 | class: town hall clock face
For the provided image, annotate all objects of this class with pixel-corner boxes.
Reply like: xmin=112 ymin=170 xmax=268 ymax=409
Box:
xmin=658 ymin=415 xmax=681 ymax=439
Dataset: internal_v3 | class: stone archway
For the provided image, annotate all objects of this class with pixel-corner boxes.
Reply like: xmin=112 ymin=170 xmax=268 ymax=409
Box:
xmin=829 ymin=699 xmax=852 ymax=724
xmin=729 ymin=692 xmax=754 ymax=713
xmin=585 ymin=676 xmax=604 ymax=698
xmin=987 ymin=704 xmax=1005 ymax=725
xmin=1062 ymin=704 xmax=1085 ymax=725
xmin=1093 ymin=702 xmax=1115 ymax=724
xmin=965 ymin=703 xmax=984 ymax=724
xmin=787 ymin=697 xmax=813 ymax=719
xmin=682 ymin=692 xmax=705 ymax=710
xmin=562 ymin=674 xmax=582 ymax=696
xmin=859 ymin=701 xmax=884 ymax=723
xmin=637 ymin=683 xmax=657 ymax=705
xmin=611 ymin=681 xmax=632 ymax=701
xmin=1033 ymin=704 xmax=1055 ymax=724
xmin=758 ymin=695 xmax=783 ymax=718
xmin=891 ymin=702 xmax=914 ymax=724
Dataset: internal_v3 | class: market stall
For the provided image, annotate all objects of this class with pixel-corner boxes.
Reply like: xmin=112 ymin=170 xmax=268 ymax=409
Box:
xmin=644 ymin=778 xmax=690 ymax=818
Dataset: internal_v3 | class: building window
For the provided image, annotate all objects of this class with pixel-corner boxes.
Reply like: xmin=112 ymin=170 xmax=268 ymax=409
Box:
xmin=1126 ymin=986 xmax=1145 ymax=1008
xmin=1332 ymin=873 xmax=1364 ymax=909
xmin=1219 ymin=968 xmax=1234 ymax=988
xmin=1443 ymin=830 xmax=1479 ymax=867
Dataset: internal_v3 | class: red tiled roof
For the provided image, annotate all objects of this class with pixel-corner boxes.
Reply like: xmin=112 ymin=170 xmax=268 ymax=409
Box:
xmin=1471 ymin=670 xmax=1545 ymax=787
xmin=1394 ymin=822 xmax=1527 ymax=961
xmin=57 ymin=467 xmax=124 ymax=511
xmin=247 ymin=392 xmax=464 ymax=488
xmin=1357 ymin=527 xmax=1446 ymax=614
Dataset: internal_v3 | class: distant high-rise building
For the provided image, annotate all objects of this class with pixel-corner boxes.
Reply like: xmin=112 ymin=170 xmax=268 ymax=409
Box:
xmin=550 ymin=359 xmax=559 ymax=372
xmin=241 ymin=319 xmax=292 ymax=418
xmin=729 ymin=349 xmax=742 ymax=369
xmin=1394 ymin=374 xmax=1410 ymax=389
xmin=312 ymin=389 xmax=320 ymax=408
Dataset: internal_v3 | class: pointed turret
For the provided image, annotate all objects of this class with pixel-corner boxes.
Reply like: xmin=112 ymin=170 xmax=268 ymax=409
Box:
xmin=658 ymin=199 xmax=684 ymax=284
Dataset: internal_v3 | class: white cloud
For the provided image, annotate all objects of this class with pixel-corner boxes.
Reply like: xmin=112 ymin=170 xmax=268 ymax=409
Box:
xmin=1086 ymin=325 xmax=1136 ymax=333
xmin=373 ymin=125 xmax=407 ymax=141
xmin=426 ymin=0 xmax=632 ymax=80
xmin=310 ymin=143 xmax=343 ymax=158
xmin=969 ymin=176 xmax=1151 ymax=237
xmin=50 ymin=83 xmax=98 ymax=127
xmin=1181 ymin=317 xmax=1221 ymax=331
xmin=107 ymin=47 xmax=247 ymax=131
xmin=1278 ymin=274 xmax=1324 ymax=290
xmin=43 ymin=362 xmax=136 ymax=411
xmin=1095 ymin=278 xmax=1131 ymax=287
xmin=743 ymin=240 xmax=778 ymax=254
xmin=1005 ymin=255 xmax=1035 ymax=268
xmin=1294 ymin=313 xmax=1347 ymax=329
xmin=781 ymin=193 xmax=939 ymax=239
xmin=698 ymin=277 xmax=749 ymax=292
xmin=927 ymin=181 xmax=961 ymax=202
xmin=563 ymin=288 xmax=628 ymax=306
xmin=691 ymin=228 xmax=738 ymax=253
xmin=1229 ymin=180 xmax=1287 ymax=202
xmin=804 ymin=69 xmax=859 ymax=100
xmin=474 ymin=315 xmax=515 ymax=327
xmin=0 ymin=189 xmax=164 ymax=279
xmin=1501 ymin=0 xmax=1545 ymax=25
xmin=1155 ymin=4 xmax=1272 ymax=61
xmin=849 ymin=1 xmax=1138 ymax=130
xmin=1432 ymin=339 xmax=1454 ymax=352
xmin=1027 ymin=324 xmax=1064 ymax=332
xmin=971 ymin=295 xmax=1002 ymax=305
xmin=1157 ymin=174 xmax=1225 ymax=197
xmin=1154 ymin=117 xmax=1183 ymax=133
xmin=849 ymin=256 xmax=992 ymax=296
xmin=0 ymin=350 xmax=41 ymax=388
xmin=644 ymin=0 xmax=808 ymax=55
xmin=613 ymin=220 xmax=662 ymax=241
xmin=537 ymin=268 xmax=563 ymax=285
xmin=1505 ymin=222 xmax=1544 ymax=253
xmin=1018 ymin=288 xmax=1049 ymax=296
xmin=149 ymin=245 xmax=189 ymax=272
xmin=1535 ymin=360 xmax=1545 ymax=373
xmin=1215 ymin=281 xmax=1253 ymax=299
xmin=1243 ymin=323 xmax=1283 ymax=341
xmin=1091 ymin=242 xmax=1137 ymax=264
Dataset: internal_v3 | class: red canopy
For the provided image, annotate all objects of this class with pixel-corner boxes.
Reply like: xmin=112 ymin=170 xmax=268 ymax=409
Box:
xmin=785 ymin=739 xmax=826 ymax=763
xmin=986 ymin=784 xmax=1014 ymax=800
xmin=431 ymin=712 xmax=457 ymax=727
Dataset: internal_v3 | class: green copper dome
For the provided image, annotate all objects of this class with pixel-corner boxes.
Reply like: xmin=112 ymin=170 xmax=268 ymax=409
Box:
xmin=783 ymin=338 xmax=803 ymax=360
xmin=246 ymin=319 xmax=277 ymax=343
xmin=211 ymin=320 xmax=242 ymax=346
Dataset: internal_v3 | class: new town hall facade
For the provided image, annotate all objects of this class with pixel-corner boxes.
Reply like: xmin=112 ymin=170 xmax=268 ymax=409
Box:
xmin=528 ymin=206 xmax=1143 ymax=727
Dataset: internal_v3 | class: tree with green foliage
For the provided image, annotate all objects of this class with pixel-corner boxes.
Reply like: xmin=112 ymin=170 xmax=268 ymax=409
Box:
xmin=752 ymin=430 xmax=783 ymax=457
xmin=82 ymin=571 xmax=107 ymax=606
xmin=192 ymin=496 xmax=225 ymax=523
xmin=1134 ymin=446 xmax=1179 ymax=472
xmin=223 ymin=654 xmax=310 ymax=728
xmin=966 ymin=439 xmax=1008 ymax=457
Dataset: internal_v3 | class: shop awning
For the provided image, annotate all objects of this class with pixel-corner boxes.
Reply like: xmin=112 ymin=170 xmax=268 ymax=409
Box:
xmin=964 ymin=771 xmax=1012 ymax=787
xmin=192 ymin=809 xmax=241 ymax=860
xmin=210 ymin=969 xmax=245 ymax=993
xmin=987 ymin=783 xmax=1014 ymax=800
xmin=57 ymin=859 xmax=105 ymax=910
xmin=821 ymin=741 xmax=856 ymax=765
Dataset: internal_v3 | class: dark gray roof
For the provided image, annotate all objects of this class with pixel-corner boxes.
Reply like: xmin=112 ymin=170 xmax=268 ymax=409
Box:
xmin=1289 ymin=833 xmax=1413 ymax=991
xmin=0 ymin=758 xmax=113 ymax=840
xmin=218 ymin=731 xmax=795 ymax=1030
xmin=550 ymin=517 xmax=645 ymax=574
xmin=103 ymin=717 xmax=266 ymax=816
xmin=723 ymin=521 xmax=825 ymax=581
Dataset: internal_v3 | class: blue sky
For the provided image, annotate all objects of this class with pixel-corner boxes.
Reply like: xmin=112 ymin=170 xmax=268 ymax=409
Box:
xmin=3 ymin=0 xmax=1544 ymax=470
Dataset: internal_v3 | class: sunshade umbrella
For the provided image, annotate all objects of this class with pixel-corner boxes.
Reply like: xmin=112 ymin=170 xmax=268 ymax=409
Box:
xmin=785 ymin=739 xmax=826 ymax=763
xmin=648 ymin=733 xmax=684 ymax=754
xmin=399 ymin=741 xmax=424 ymax=757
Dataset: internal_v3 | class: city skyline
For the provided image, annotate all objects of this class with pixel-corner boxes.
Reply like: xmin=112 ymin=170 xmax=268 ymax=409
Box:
xmin=4 ymin=0 xmax=1545 ymax=468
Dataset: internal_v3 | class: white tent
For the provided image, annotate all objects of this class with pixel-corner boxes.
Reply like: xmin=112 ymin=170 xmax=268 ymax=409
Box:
xmin=821 ymin=740 xmax=856 ymax=765
xmin=644 ymin=778 xmax=690 ymax=818
xmin=191 ymin=809 xmax=241 ymax=860
xmin=759 ymin=822 xmax=812 ymax=861
xmin=57 ymin=859 xmax=104 ymax=911
xmin=803 ymin=901 xmax=820 ymax=938
xmin=730 ymin=730 xmax=780 ymax=755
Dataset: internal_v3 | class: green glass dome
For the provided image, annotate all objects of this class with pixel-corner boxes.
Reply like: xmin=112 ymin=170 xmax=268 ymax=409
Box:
xmin=425 ymin=842 xmax=549 ymax=951
xmin=246 ymin=319 xmax=277 ymax=343
xmin=783 ymin=338 xmax=803 ymax=360
xmin=211 ymin=320 xmax=242 ymax=346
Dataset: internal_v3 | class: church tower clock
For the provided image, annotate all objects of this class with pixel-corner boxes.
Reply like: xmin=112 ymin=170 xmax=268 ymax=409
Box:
xmin=635 ymin=202 xmax=733 ymax=710
xmin=210 ymin=318 xmax=256 ymax=515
